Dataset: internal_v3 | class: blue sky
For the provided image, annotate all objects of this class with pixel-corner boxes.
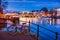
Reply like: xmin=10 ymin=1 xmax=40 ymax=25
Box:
xmin=3 ymin=0 xmax=60 ymax=12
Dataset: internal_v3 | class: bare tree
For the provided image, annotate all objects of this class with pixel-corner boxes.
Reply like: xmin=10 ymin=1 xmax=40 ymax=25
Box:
xmin=40 ymin=7 xmax=48 ymax=13
xmin=0 ymin=0 xmax=8 ymax=14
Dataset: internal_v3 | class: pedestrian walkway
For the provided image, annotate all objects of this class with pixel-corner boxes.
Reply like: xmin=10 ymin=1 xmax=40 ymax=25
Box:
xmin=0 ymin=31 xmax=37 ymax=40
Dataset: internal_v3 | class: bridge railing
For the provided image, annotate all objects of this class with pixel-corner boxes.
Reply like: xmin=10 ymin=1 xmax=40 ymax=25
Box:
xmin=17 ymin=20 xmax=60 ymax=40
xmin=27 ymin=20 xmax=59 ymax=40
xmin=18 ymin=20 xmax=59 ymax=40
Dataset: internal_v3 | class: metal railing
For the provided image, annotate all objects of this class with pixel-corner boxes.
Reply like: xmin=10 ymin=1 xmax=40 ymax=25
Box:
xmin=27 ymin=21 xmax=59 ymax=40
xmin=15 ymin=20 xmax=60 ymax=40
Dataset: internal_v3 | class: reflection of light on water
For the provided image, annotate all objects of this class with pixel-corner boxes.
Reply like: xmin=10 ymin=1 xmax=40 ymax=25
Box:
xmin=19 ymin=17 xmax=60 ymax=28
xmin=20 ymin=18 xmax=26 ymax=21
xmin=31 ymin=18 xmax=38 ymax=23
xmin=50 ymin=20 xmax=51 ymax=25
xmin=56 ymin=25 xmax=60 ymax=28
xmin=19 ymin=17 xmax=38 ymax=24
xmin=57 ymin=19 xmax=60 ymax=24
xmin=19 ymin=18 xmax=27 ymax=25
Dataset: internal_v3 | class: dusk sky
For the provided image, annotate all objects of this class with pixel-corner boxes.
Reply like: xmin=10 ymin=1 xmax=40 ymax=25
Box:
xmin=3 ymin=0 xmax=60 ymax=12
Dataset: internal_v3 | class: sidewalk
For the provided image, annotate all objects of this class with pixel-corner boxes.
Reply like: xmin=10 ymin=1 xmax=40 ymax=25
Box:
xmin=0 ymin=31 xmax=35 ymax=40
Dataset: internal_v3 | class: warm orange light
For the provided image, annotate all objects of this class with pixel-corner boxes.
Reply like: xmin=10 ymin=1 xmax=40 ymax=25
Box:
xmin=19 ymin=17 xmax=38 ymax=24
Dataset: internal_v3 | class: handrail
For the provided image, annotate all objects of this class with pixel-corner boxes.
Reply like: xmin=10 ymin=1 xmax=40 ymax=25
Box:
xmin=26 ymin=21 xmax=59 ymax=40
xmin=29 ymin=24 xmax=54 ymax=40
xmin=30 ymin=22 xmax=55 ymax=34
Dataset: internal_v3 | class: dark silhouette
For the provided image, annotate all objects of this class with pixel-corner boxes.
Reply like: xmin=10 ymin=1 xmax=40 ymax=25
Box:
xmin=31 ymin=10 xmax=36 ymax=12
xmin=0 ymin=0 xmax=8 ymax=14
xmin=40 ymin=7 xmax=48 ymax=13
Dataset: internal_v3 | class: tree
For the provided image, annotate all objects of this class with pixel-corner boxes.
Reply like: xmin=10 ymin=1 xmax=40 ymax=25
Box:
xmin=31 ymin=10 xmax=40 ymax=12
xmin=2 ymin=1 xmax=8 ymax=10
xmin=31 ymin=10 xmax=36 ymax=12
xmin=40 ymin=7 xmax=48 ymax=13
xmin=36 ymin=10 xmax=39 ymax=12
xmin=0 ymin=0 xmax=8 ymax=14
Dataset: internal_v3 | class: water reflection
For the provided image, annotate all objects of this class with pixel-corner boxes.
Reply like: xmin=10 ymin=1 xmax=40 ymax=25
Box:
xmin=19 ymin=17 xmax=60 ymax=25
xmin=19 ymin=17 xmax=38 ymax=24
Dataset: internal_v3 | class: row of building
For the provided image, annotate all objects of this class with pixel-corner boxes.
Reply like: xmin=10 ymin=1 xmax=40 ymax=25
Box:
xmin=0 ymin=8 xmax=60 ymax=29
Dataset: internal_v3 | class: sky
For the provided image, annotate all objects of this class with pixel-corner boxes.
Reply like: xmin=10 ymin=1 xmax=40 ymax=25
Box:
xmin=2 ymin=0 xmax=60 ymax=12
